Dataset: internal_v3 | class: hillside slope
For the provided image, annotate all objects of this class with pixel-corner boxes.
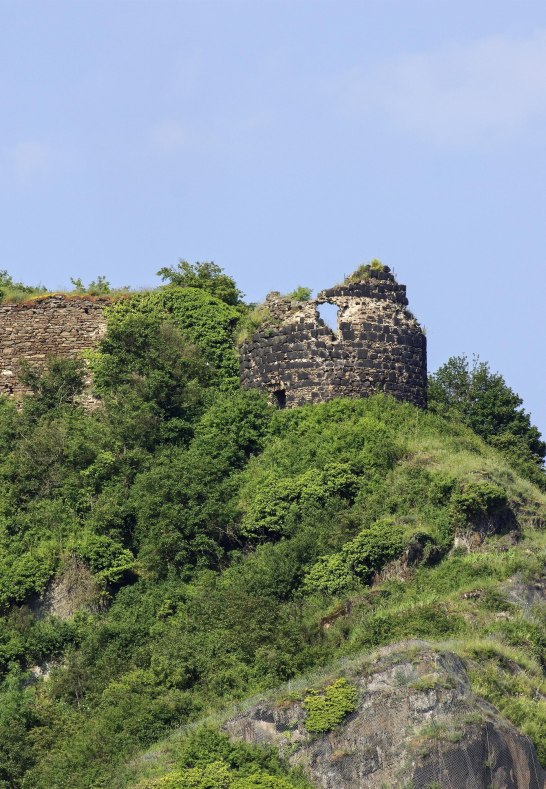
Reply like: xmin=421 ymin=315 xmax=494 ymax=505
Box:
xmin=0 ymin=280 xmax=545 ymax=788
xmin=226 ymin=641 xmax=546 ymax=789
xmin=109 ymin=395 xmax=546 ymax=789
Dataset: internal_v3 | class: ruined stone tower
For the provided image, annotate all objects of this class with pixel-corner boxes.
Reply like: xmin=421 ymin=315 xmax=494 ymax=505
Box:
xmin=239 ymin=266 xmax=427 ymax=408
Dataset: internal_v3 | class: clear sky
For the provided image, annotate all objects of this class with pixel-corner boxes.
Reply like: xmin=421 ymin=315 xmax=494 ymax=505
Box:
xmin=2 ymin=0 xmax=545 ymax=435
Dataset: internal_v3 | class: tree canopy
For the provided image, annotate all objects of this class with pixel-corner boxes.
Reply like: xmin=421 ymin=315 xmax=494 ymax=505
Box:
xmin=156 ymin=260 xmax=244 ymax=307
xmin=428 ymin=355 xmax=545 ymax=485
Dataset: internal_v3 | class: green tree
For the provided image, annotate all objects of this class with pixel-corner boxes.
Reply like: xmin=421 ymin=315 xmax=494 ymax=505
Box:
xmin=94 ymin=314 xmax=211 ymax=449
xmin=18 ymin=357 xmax=86 ymax=414
xmin=157 ymin=260 xmax=243 ymax=306
xmin=428 ymin=355 xmax=545 ymax=482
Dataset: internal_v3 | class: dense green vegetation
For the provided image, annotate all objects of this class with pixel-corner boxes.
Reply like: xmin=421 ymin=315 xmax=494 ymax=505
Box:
xmin=303 ymin=678 xmax=357 ymax=732
xmin=156 ymin=260 xmax=244 ymax=308
xmin=129 ymin=728 xmax=312 ymax=789
xmin=0 ymin=264 xmax=544 ymax=788
xmin=429 ymin=354 xmax=546 ymax=488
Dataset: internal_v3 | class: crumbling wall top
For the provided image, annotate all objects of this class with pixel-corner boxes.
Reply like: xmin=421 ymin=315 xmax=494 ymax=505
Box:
xmin=261 ymin=266 xmax=411 ymax=331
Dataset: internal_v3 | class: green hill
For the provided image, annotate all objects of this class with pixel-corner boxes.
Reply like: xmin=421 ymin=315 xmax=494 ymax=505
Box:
xmin=0 ymin=267 xmax=545 ymax=788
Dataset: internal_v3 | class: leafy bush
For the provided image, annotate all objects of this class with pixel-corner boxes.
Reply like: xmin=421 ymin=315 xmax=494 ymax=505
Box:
xmin=287 ymin=286 xmax=312 ymax=301
xmin=304 ymin=517 xmax=405 ymax=595
xmin=0 ymin=546 xmax=57 ymax=608
xmin=156 ymin=261 xmax=243 ymax=307
xmin=302 ymin=552 xmax=354 ymax=596
xmin=450 ymin=481 xmax=509 ymax=529
xmin=130 ymin=727 xmax=311 ymax=788
xmin=343 ymin=518 xmax=406 ymax=579
xmin=304 ymin=678 xmax=358 ymax=732
xmin=242 ymin=462 xmax=361 ymax=537
xmin=70 ymin=533 xmax=135 ymax=585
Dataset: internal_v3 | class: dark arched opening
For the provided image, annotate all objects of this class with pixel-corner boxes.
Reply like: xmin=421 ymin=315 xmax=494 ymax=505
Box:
xmin=273 ymin=389 xmax=286 ymax=409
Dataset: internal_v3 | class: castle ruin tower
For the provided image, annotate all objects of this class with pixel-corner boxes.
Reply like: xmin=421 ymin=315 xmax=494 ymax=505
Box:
xmin=239 ymin=264 xmax=427 ymax=409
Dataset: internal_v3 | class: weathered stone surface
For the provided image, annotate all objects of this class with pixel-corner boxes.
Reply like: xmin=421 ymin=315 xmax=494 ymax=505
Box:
xmin=32 ymin=556 xmax=104 ymax=621
xmin=225 ymin=641 xmax=546 ymax=788
xmin=0 ymin=295 xmax=108 ymax=397
xmin=240 ymin=268 xmax=427 ymax=409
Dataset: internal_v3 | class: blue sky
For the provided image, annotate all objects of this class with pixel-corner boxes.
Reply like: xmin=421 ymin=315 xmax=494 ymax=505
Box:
xmin=2 ymin=0 xmax=545 ymax=435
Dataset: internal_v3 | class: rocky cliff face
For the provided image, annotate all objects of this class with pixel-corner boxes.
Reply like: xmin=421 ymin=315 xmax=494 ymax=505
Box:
xmin=225 ymin=641 xmax=545 ymax=788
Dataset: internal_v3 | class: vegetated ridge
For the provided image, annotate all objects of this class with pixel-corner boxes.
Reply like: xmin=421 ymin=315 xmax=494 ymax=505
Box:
xmin=0 ymin=261 xmax=544 ymax=788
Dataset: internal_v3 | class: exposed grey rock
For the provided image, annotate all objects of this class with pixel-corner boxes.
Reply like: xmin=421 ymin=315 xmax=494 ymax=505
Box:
xmin=225 ymin=641 xmax=545 ymax=788
xmin=33 ymin=556 xmax=104 ymax=621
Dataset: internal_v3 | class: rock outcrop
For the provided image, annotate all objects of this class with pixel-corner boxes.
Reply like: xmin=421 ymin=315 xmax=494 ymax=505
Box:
xmin=225 ymin=641 xmax=545 ymax=788
xmin=32 ymin=557 xmax=104 ymax=621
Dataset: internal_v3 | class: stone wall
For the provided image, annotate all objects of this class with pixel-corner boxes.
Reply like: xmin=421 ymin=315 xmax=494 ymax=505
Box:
xmin=240 ymin=267 xmax=427 ymax=408
xmin=0 ymin=295 xmax=109 ymax=397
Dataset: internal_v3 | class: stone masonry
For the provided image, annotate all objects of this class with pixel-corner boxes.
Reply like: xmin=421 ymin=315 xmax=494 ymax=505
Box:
xmin=0 ymin=295 xmax=109 ymax=397
xmin=240 ymin=267 xmax=427 ymax=408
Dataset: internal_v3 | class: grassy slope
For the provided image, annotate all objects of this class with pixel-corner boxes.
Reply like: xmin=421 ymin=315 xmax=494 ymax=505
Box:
xmin=118 ymin=533 xmax=546 ymax=787
xmin=0 ymin=392 xmax=543 ymax=787
xmin=110 ymin=397 xmax=546 ymax=787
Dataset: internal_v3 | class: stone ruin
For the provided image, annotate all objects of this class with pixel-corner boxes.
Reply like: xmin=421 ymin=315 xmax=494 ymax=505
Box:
xmin=239 ymin=266 xmax=427 ymax=409
xmin=0 ymin=267 xmax=427 ymax=411
xmin=0 ymin=295 xmax=108 ymax=398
